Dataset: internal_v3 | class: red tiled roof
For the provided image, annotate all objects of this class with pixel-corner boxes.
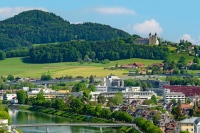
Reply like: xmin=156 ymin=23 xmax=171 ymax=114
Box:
xmin=181 ymin=104 xmax=191 ymax=110
xmin=163 ymin=85 xmax=200 ymax=97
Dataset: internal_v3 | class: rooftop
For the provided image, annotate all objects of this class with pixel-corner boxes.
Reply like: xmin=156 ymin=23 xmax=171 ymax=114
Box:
xmin=180 ymin=117 xmax=198 ymax=124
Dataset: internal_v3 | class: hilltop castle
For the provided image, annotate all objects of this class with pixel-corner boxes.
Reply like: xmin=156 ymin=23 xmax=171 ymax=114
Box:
xmin=134 ymin=33 xmax=159 ymax=45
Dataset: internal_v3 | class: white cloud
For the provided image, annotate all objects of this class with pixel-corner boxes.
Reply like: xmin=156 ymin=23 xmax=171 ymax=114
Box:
xmin=95 ymin=7 xmax=136 ymax=15
xmin=179 ymin=34 xmax=195 ymax=43
xmin=0 ymin=7 xmax=48 ymax=19
xmin=133 ymin=19 xmax=162 ymax=35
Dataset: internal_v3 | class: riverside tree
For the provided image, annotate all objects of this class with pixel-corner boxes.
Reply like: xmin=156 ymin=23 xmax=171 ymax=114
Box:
xmin=17 ymin=90 xmax=27 ymax=104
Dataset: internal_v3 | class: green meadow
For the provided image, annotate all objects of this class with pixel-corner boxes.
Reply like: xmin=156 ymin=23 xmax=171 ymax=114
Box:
xmin=0 ymin=57 xmax=162 ymax=78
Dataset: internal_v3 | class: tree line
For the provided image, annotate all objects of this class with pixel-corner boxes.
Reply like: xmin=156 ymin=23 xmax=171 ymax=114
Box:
xmin=29 ymin=40 xmax=170 ymax=63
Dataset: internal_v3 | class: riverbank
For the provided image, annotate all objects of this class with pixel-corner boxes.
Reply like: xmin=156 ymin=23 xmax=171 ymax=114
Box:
xmin=10 ymin=105 xmax=138 ymax=133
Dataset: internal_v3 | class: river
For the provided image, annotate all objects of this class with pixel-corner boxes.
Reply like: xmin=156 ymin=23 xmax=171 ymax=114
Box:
xmin=9 ymin=109 xmax=121 ymax=133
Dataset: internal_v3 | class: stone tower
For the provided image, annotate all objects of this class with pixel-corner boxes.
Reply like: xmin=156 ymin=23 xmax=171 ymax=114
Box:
xmin=149 ymin=33 xmax=159 ymax=45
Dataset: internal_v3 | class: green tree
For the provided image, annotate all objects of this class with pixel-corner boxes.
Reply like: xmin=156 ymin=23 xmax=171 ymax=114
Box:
xmin=89 ymin=75 xmax=94 ymax=84
xmin=153 ymin=112 xmax=161 ymax=125
xmin=69 ymin=98 xmax=83 ymax=113
xmin=53 ymin=98 xmax=65 ymax=110
xmin=173 ymin=67 xmax=180 ymax=74
xmin=7 ymin=75 xmax=14 ymax=81
xmin=16 ymin=90 xmax=27 ymax=104
xmin=151 ymin=95 xmax=157 ymax=104
xmin=109 ymin=92 xmax=123 ymax=105
xmin=41 ymin=74 xmax=52 ymax=80
xmin=36 ymin=90 xmax=45 ymax=101
xmin=97 ymin=94 xmax=106 ymax=104
xmin=88 ymin=84 xmax=96 ymax=92
xmin=141 ymin=82 xmax=148 ymax=91
xmin=0 ymin=51 xmax=6 ymax=60
xmin=193 ymin=57 xmax=199 ymax=64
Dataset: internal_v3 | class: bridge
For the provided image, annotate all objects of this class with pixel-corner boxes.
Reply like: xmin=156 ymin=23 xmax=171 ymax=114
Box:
xmin=12 ymin=123 xmax=135 ymax=133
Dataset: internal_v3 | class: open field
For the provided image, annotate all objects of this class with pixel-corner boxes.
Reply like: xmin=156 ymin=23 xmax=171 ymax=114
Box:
xmin=167 ymin=46 xmax=177 ymax=51
xmin=0 ymin=57 xmax=162 ymax=78
xmin=168 ymin=52 xmax=194 ymax=62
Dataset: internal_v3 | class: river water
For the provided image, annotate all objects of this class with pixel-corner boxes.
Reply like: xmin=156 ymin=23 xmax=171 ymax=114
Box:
xmin=9 ymin=109 xmax=120 ymax=133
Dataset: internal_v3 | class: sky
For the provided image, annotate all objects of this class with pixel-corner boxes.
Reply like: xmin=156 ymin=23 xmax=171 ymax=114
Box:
xmin=0 ymin=0 xmax=200 ymax=44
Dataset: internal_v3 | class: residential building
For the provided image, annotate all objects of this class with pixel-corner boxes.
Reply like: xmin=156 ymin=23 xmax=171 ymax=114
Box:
xmin=3 ymin=94 xmax=17 ymax=101
xmin=194 ymin=117 xmax=200 ymax=133
xmin=180 ymin=117 xmax=198 ymax=133
xmin=163 ymin=92 xmax=185 ymax=103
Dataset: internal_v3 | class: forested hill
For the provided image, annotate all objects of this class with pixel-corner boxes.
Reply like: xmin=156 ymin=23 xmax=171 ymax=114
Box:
xmin=29 ymin=40 xmax=170 ymax=63
xmin=0 ymin=10 xmax=131 ymax=50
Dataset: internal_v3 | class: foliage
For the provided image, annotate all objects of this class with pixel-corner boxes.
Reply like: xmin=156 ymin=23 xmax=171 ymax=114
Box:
xmin=135 ymin=117 xmax=162 ymax=133
xmin=97 ymin=94 xmax=106 ymax=104
xmin=29 ymin=40 xmax=170 ymax=63
xmin=0 ymin=51 xmax=6 ymax=60
xmin=151 ymin=95 xmax=157 ymax=104
xmin=108 ymin=92 xmax=123 ymax=106
xmin=153 ymin=112 xmax=161 ymax=125
xmin=180 ymin=130 xmax=190 ymax=133
xmin=72 ymin=82 xmax=86 ymax=92
xmin=41 ymin=74 xmax=52 ymax=80
xmin=0 ymin=10 xmax=131 ymax=50
xmin=124 ymin=79 xmax=140 ymax=86
xmin=88 ymin=84 xmax=96 ymax=92
xmin=69 ymin=98 xmax=83 ymax=113
xmin=7 ymin=75 xmax=14 ymax=81
xmin=142 ymin=99 xmax=155 ymax=105
xmin=166 ymin=76 xmax=200 ymax=86
xmin=89 ymin=75 xmax=94 ymax=83
xmin=17 ymin=90 xmax=27 ymax=104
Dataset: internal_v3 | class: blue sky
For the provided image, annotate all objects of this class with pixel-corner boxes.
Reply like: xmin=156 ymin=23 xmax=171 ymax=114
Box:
xmin=0 ymin=0 xmax=200 ymax=44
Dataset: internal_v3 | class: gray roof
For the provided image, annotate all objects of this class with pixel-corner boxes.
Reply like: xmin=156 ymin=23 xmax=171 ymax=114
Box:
xmin=194 ymin=118 xmax=200 ymax=125
xmin=180 ymin=117 xmax=198 ymax=124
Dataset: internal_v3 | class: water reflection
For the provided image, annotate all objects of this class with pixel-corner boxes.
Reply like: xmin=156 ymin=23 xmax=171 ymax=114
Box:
xmin=9 ymin=109 xmax=120 ymax=133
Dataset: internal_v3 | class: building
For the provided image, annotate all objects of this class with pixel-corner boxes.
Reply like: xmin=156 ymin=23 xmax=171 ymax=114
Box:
xmin=163 ymin=85 xmax=200 ymax=97
xmin=102 ymin=76 xmax=124 ymax=87
xmin=163 ymin=92 xmax=185 ymax=103
xmin=3 ymin=94 xmax=17 ymax=101
xmin=180 ymin=117 xmax=198 ymax=133
xmin=120 ymin=62 xmax=145 ymax=69
xmin=194 ymin=117 xmax=200 ymax=133
xmin=134 ymin=33 xmax=159 ymax=45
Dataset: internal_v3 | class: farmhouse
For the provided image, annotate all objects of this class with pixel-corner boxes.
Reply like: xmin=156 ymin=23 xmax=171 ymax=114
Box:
xmin=119 ymin=62 xmax=145 ymax=69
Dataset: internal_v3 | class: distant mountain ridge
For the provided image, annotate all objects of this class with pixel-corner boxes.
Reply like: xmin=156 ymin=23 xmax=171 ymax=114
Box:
xmin=0 ymin=10 xmax=131 ymax=50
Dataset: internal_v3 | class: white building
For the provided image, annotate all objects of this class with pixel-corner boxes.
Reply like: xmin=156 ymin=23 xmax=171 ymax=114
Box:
xmin=194 ymin=118 xmax=200 ymax=133
xmin=22 ymin=87 xmax=29 ymax=91
xmin=3 ymin=94 xmax=17 ymax=101
xmin=90 ymin=91 xmax=156 ymax=101
xmin=102 ymin=76 xmax=124 ymax=87
xmin=95 ymin=85 xmax=107 ymax=92
xmin=163 ymin=92 xmax=185 ymax=104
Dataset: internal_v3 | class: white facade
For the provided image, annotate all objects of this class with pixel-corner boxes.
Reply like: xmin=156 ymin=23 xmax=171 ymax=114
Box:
xmin=22 ymin=87 xmax=29 ymax=91
xmin=29 ymin=88 xmax=41 ymax=94
xmin=3 ymin=94 xmax=17 ymax=101
xmin=194 ymin=118 xmax=200 ymax=133
xmin=95 ymin=85 xmax=107 ymax=92
xmin=164 ymin=92 xmax=185 ymax=103
xmin=90 ymin=91 xmax=156 ymax=101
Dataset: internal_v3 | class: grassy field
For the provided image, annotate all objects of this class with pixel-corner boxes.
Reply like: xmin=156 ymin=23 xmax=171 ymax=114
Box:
xmin=168 ymin=52 xmax=194 ymax=62
xmin=167 ymin=46 xmax=177 ymax=51
xmin=0 ymin=57 xmax=162 ymax=78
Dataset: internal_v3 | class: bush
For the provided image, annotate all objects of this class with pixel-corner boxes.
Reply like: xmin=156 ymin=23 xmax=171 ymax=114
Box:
xmin=101 ymin=59 xmax=110 ymax=64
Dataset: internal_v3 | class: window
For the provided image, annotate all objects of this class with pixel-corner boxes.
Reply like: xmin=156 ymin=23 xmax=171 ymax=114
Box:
xmin=191 ymin=129 xmax=193 ymax=131
xmin=186 ymin=124 xmax=188 ymax=126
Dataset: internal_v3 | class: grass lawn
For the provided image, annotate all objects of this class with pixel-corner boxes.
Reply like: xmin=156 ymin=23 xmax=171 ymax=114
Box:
xmin=168 ymin=52 xmax=194 ymax=62
xmin=167 ymin=46 xmax=177 ymax=51
xmin=0 ymin=57 xmax=163 ymax=78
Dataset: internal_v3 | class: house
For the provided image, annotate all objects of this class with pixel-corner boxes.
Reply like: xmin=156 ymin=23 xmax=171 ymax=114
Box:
xmin=188 ymin=45 xmax=194 ymax=51
xmin=119 ymin=62 xmax=145 ymax=69
xmin=133 ymin=62 xmax=145 ymax=68
xmin=149 ymin=63 xmax=164 ymax=69
xmin=194 ymin=117 xmax=200 ymax=133
xmin=180 ymin=117 xmax=198 ymax=133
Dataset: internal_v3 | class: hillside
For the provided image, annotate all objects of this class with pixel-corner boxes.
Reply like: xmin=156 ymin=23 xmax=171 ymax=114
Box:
xmin=0 ymin=10 xmax=131 ymax=50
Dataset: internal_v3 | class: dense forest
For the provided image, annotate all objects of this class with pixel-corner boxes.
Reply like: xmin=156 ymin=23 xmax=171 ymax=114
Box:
xmin=0 ymin=10 xmax=131 ymax=50
xmin=29 ymin=40 xmax=170 ymax=63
